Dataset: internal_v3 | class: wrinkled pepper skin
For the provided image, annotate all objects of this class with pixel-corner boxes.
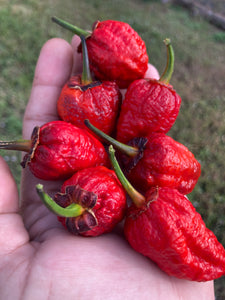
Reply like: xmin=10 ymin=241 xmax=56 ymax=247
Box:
xmin=124 ymin=133 xmax=201 ymax=195
xmin=56 ymin=166 xmax=127 ymax=237
xmin=80 ymin=20 xmax=148 ymax=88
xmin=116 ymin=79 xmax=181 ymax=143
xmin=22 ymin=121 xmax=109 ymax=180
xmin=124 ymin=187 xmax=225 ymax=281
xmin=57 ymin=76 xmax=122 ymax=135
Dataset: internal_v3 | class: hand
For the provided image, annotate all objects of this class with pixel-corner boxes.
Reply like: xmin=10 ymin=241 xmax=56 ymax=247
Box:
xmin=0 ymin=36 xmax=215 ymax=300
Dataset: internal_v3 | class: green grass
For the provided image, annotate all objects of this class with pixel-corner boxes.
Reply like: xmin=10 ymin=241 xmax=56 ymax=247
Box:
xmin=0 ymin=0 xmax=225 ymax=297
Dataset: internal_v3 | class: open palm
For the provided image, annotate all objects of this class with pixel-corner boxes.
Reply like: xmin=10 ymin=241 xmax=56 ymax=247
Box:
xmin=0 ymin=36 xmax=214 ymax=300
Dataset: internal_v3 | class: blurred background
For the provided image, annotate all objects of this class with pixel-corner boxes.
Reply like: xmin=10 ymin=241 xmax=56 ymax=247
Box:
xmin=0 ymin=0 xmax=224 ymax=297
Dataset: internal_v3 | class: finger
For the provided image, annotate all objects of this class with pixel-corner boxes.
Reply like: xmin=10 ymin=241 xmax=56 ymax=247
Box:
xmin=120 ymin=63 xmax=160 ymax=98
xmin=71 ymin=35 xmax=82 ymax=75
xmin=0 ymin=156 xmax=29 ymax=254
xmin=145 ymin=63 xmax=160 ymax=80
xmin=23 ymin=38 xmax=73 ymax=139
xmin=21 ymin=38 xmax=75 ymax=239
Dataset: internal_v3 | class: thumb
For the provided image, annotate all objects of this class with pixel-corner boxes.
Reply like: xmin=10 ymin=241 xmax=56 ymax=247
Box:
xmin=0 ymin=157 xmax=29 ymax=254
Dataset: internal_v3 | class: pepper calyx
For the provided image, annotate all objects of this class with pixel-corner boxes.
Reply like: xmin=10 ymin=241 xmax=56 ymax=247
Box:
xmin=54 ymin=185 xmax=97 ymax=210
xmin=68 ymin=80 xmax=102 ymax=92
xmin=92 ymin=20 xmax=100 ymax=31
xmin=123 ymin=137 xmax=148 ymax=173
xmin=84 ymin=119 xmax=147 ymax=172
xmin=66 ymin=211 xmax=97 ymax=234
xmin=128 ymin=187 xmax=159 ymax=220
xmin=36 ymin=184 xmax=98 ymax=234
xmin=55 ymin=185 xmax=99 ymax=234
xmin=21 ymin=126 xmax=40 ymax=168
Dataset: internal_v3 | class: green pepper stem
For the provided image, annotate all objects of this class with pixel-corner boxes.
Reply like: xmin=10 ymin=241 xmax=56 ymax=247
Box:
xmin=109 ymin=145 xmax=146 ymax=207
xmin=81 ymin=35 xmax=92 ymax=85
xmin=84 ymin=119 xmax=139 ymax=157
xmin=36 ymin=184 xmax=84 ymax=217
xmin=52 ymin=16 xmax=90 ymax=38
xmin=159 ymin=38 xmax=174 ymax=85
xmin=0 ymin=139 xmax=31 ymax=152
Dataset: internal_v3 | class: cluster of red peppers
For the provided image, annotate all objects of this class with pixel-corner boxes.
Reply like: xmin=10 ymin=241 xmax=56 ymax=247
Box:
xmin=1 ymin=16 xmax=225 ymax=282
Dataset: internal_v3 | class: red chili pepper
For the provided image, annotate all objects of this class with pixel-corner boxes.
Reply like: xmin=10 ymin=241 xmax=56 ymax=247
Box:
xmin=116 ymin=77 xmax=181 ymax=144
xmin=0 ymin=121 xmax=109 ymax=180
xmin=116 ymin=39 xmax=181 ymax=143
xmin=57 ymin=36 xmax=122 ymax=136
xmin=125 ymin=132 xmax=201 ymax=194
xmin=36 ymin=165 xmax=127 ymax=237
xmin=52 ymin=16 xmax=149 ymax=88
xmin=109 ymin=145 xmax=225 ymax=282
xmin=85 ymin=120 xmax=201 ymax=195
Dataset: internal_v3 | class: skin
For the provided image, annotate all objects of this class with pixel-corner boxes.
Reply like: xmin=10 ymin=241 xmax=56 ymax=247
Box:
xmin=0 ymin=35 xmax=215 ymax=300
